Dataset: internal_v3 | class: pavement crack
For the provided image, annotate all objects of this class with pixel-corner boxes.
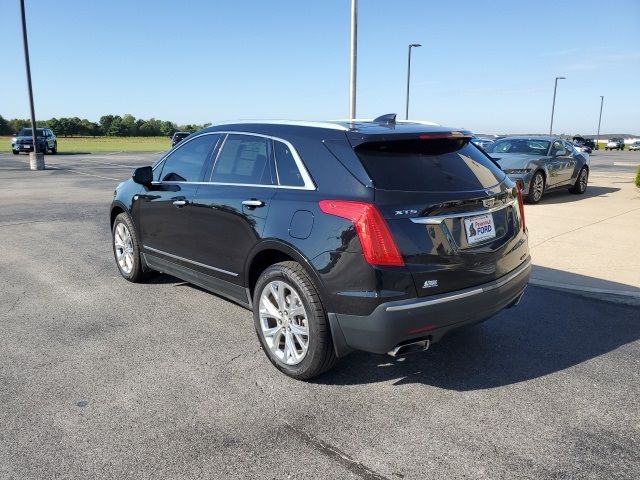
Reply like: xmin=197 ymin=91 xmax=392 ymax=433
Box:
xmin=283 ymin=423 xmax=391 ymax=480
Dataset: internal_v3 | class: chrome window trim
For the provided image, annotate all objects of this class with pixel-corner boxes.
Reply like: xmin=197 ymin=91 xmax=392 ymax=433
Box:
xmin=410 ymin=198 xmax=517 ymax=225
xmin=150 ymin=131 xmax=316 ymax=190
xmin=143 ymin=246 xmax=238 ymax=277
xmin=385 ymin=259 xmax=531 ymax=312
xmin=209 ymin=131 xmax=315 ymax=190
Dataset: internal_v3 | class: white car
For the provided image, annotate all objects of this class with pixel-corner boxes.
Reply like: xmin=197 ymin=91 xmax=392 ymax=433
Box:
xmin=629 ymin=141 xmax=640 ymax=151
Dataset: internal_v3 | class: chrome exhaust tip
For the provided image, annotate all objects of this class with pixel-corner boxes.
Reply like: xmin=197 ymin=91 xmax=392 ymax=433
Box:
xmin=388 ymin=338 xmax=430 ymax=357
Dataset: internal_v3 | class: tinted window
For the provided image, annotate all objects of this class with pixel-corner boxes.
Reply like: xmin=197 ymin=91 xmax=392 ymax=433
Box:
xmin=489 ymin=139 xmax=550 ymax=155
xmin=159 ymin=134 xmax=219 ymax=182
xmin=211 ymin=134 xmax=274 ymax=185
xmin=18 ymin=128 xmax=45 ymax=136
xmin=355 ymin=138 xmax=505 ymax=192
xmin=274 ymin=141 xmax=305 ymax=187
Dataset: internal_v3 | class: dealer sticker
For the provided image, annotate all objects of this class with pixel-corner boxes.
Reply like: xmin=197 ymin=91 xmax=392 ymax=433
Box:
xmin=464 ymin=213 xmax=496 ymax=245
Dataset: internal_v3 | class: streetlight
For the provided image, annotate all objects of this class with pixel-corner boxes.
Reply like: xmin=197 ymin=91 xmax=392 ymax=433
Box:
xmin=549 ymin=76 xmax=566 ymax=136
xmin=349 ymin=0 xmax=358 ymax=121
xmin=596 ymin=96 xmax=604 ymax=150
xmin=19 ymin=0 xmax=44 ymax=170
xmin=405 ymin=43 xmax=422 ymax=120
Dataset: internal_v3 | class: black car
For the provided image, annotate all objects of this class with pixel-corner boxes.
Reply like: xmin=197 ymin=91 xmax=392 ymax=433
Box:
xmin=110 ymin=116 xmax=531 ymax=379
xmin=171 ymin=131 xmax=190 ymax=147
xmin=572 ymin=136 xmax=595 ymax=150
xmin=11 ymin=128 xmax=57 ymax=154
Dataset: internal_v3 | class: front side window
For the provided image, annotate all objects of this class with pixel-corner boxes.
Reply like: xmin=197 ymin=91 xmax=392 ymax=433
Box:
xmin=210 ymin=134 xmax=274 ymax=185
xmin=159 ymin=134 xmax=219 ymax=182
xmin=274 ymin=140 xmax=305 ymax=187
xmin=551 ymin=141 xmax=568 ymax=156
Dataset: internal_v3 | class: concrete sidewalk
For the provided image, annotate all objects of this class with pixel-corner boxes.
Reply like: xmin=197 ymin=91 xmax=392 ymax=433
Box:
xmin=525 ymin=172 xmax=640 ymax=304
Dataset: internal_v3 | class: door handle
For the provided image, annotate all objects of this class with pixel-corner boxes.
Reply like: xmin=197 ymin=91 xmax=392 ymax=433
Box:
xmin=242 ymin=199 xmax=265 ymax=208
xmin=172 ymin=199 xmax=188 ymax=207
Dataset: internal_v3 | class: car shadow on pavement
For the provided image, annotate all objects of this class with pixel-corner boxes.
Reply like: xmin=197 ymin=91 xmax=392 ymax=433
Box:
xmin=536 ymin=186 xmax=619 ymax=204
xmin=315 ymin=285 xmax=640 ymax=390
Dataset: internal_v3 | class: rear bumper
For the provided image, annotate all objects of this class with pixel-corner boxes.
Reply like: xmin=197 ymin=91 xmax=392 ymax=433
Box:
xmin=328 ymin=259 xmax=531 ymax=355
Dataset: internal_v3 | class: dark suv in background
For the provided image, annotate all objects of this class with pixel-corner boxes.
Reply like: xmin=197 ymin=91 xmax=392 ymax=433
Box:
xmin=110 ymin=115 xmax=531 ymax=379
xmin=11 ymin=128 xmax=57 ymax=154
xmin=171 ymin=131 xmax=191 ymax=147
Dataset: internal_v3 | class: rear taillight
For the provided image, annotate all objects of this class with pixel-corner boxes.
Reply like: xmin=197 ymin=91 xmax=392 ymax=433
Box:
xmin=516 ymin=184 xmax=526 ymax=232
xmin=318 ymin=200 xmax=405 ymax=267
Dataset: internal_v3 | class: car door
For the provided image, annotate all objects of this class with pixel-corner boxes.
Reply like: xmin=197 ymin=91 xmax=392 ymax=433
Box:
xmin=546 ymin=140 xmax=575 ymax=186
xmin=135 ymin=133 xmax=221 ymax=261
xmin=187 ymin=133 xmax=278 ymax=285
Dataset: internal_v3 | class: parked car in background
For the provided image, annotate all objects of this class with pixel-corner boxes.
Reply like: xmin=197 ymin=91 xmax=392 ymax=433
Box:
xmin=171 ymin=131 xmax=191 ymax=147
xmin=570 ymin=140 xmax=592 ymax=154
xmin=487 ymin=136 xmax=589 ymax=204
xmin=11 ymin=128 xmax=57 ymax=155
xmin=629 ymin=141 xmax=640 ymax=151
xmin=605 ymin=138 xmax=625 ymax=151
xmin=572 ymin=136 xmax=595 ymax=150
xmin=471 ymin=136 xmax=495 ymax=151
xmin=110 ymin=116 xmax=531 ymax=379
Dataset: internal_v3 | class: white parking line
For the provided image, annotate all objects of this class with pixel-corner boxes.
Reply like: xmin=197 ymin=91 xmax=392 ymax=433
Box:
xmin=47 ymin=165 xmax=120 ymax=181
xmin=613 ymin=161 xmax=640 ymax=167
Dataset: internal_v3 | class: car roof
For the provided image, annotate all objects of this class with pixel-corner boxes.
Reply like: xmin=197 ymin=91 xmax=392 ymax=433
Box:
xmin=495 ymin=135 xmax=557 ymax=142
xmin=203 ymin=119 xmax=455 ymax=136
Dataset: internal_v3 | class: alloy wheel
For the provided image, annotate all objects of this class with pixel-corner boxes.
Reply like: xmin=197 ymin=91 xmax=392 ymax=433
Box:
xmin=579 ymin=169 xmax=588 ymax=192
xmin=259 ymin=280 xmax=310 ymax=365
xmin=114 ymin=223 xmax=134 ymax=275
xmin=532 ymin=174 xmax=544 ymax=201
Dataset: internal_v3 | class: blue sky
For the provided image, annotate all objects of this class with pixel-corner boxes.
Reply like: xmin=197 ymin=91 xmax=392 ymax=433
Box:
xmin=1 ymin=0 xmax=639 ymax=134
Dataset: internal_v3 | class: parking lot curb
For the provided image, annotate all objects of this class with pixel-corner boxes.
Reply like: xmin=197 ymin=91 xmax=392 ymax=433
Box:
xmin=529 ymin=279 xmax=640 ymax=306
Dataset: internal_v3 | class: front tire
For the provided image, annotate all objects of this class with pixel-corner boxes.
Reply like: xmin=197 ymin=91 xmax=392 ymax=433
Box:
xmin=51 ymin=142 xmax=57 ymax=154
xmin=253 ymin=261 xmax=337 ymax=380
xmin=569 ymin=167 xmax=588 ymax=194
xmin=526 ymin=171 xmax=545 ymax=204
xmin=112 ymin=212 xmax=149 ymax=282
xmin=12 ymin=150 xmax=19 ymax=155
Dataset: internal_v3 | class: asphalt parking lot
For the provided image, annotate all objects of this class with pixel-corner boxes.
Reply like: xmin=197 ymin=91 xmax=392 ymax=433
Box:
xmin=1 ymin=151 xmax=639 ymax=479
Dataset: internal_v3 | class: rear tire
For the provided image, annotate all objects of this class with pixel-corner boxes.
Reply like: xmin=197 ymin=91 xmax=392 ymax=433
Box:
xmin=569 ymin=167 xmax=588 ymax=194
xmin=253 ymin=261 xmax=337 ymax=380
xmin=51 ymin=142 xmax=57 ymax=154
xmin=526 ymin=171 xmax=545 ymax=204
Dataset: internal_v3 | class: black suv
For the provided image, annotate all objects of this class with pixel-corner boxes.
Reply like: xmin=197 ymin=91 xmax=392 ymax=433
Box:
xmin=110 ymin=116 xmax=531 ymax=379
xmin=11 ymin=128 xmax=57 ymax=154
xmin=171 ymin=131 xmax=191 ymax=147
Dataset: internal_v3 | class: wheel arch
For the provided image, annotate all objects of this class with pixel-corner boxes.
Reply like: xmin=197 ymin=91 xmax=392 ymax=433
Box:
xmin=110 ymin=201 xmax=129 ymax=228
xmin=245 ymin=240 xmax=328 ymax=304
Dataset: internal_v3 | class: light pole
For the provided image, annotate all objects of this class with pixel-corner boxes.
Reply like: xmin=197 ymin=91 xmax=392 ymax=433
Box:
xmin=549 ymin=76 xmax=566 ymax=136
xmin=405 ymin=43 xmax=421 ymax=120
xmin=19 ymin=0 xmax=44 ymax=170
xmin=349 ymin=0 xmax=358 ymax=121
xmin=596 ymin=96 xmax=604 ymax=150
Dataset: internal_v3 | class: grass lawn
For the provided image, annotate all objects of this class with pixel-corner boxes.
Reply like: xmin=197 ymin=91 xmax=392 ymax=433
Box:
xmin=0 ymin=136 xmax=171 ymax=153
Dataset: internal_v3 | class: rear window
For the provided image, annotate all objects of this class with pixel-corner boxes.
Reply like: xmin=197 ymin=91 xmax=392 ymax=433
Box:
xmin=355 ymin=138 xmax=505 ymax=192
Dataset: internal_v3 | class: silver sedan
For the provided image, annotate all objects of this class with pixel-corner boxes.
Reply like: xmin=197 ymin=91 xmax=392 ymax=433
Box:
xmin=486 ymin=136 xmax=590 ymax=203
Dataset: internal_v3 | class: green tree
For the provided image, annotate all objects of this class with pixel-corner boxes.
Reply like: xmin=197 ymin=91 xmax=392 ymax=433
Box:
xmin=99 ymin=115 xmax=115 ymax=135
xmin=0 ymin=115 xmax=12 ymax=135
xmin=121 ymin=114 xmax=136 ymax=136
xmin=160 ymin=120 xmax=177 ymax=137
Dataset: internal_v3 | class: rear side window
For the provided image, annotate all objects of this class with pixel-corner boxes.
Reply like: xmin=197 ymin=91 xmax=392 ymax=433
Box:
xmin=159 ymin=134 xmax=219 ymax=182
xmin=211 ymin=134 xmax=275 ymax=185
xmin=355 ymin=138 xmax=505 ymax=192
xmin=274 ymin=140 xmax=305 ymax=187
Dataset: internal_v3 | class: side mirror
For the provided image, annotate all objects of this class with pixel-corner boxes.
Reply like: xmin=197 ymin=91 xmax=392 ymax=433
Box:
xmin=132 ymin=166 xmax=153 ymax=185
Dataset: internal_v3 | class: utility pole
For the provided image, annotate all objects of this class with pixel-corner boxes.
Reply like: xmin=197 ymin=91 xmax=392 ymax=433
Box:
xmin=405 ymin=44 xmax=421 ymax=120
xmin=20 ymin=0 xmax=44 ymax=170
xmin=596 ymin=96 xmax=604 ymax=150
xmin=549 ymin=76 xmax=566 ymax=136
xmin=349 ymin=0 xmax=357 ymax=121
